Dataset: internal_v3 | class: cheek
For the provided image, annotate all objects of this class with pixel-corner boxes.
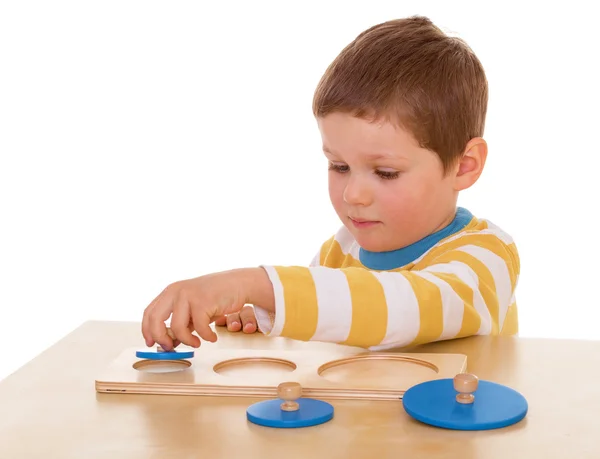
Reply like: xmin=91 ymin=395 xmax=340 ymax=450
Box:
xmin=328 ymin=174 xmax=345 ymax=208
xmin=390 ymin=174 xmax=452 ymax=221
xmin=377 ymin=181 xmax=417 ymax=211
xmin=375 ymin=178 xmax=431 ymax=223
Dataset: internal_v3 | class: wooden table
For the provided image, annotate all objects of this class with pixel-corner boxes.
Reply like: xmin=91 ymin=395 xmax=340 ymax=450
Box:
xmin=0 ymin=320 xmax=597 ymax=458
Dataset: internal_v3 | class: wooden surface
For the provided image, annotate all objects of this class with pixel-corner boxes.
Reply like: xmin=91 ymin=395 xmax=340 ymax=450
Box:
xmin=0 ymin=321 xmax=598 ymax=459
xmin=95 ymin=345 xmax=467 ymax=400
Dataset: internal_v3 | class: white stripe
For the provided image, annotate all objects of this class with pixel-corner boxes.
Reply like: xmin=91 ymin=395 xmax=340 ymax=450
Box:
xmin=367 ymin=271 xmax=420 ymax=350
xmin=423 ymin=261 xmax=492 ymax=335
xmin=480 ymin=220 xmax=515 ymax=244
xmin=456 ymin=245 xmax=513 ymax=331
xmin=309 ymin=251 xmax=320 ymax=267
xmin=254 ymin=265 xmax=285 ymax=336
xmin=310 ymin=266 xmax=353 ymax=342
xmin=349 ymin=241 xmax=361 ymax=260
xmin=412 ymin=271 xmax=464 ymax=340
xmin=333 ymin=226 xmax=356 ymax=254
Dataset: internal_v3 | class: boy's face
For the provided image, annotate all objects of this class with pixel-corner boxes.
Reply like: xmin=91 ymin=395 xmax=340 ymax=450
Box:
xmin=317 ymin=112 xmax=460 ymax=253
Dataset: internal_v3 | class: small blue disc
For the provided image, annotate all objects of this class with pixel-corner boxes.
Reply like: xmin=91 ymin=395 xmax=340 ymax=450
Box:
xmin=247 ymin=398 xmax=334 ymax=428
xmin=135 ymin=348 xmax=194 ymax=360
xmin=403 ymin=378 xmax=528 ymax=430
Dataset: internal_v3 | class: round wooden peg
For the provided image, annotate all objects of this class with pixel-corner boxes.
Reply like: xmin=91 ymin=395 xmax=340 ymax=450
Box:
xmin=453 ymin=373 xmax=479 ymax=404
xmin=277 ymin=382 xmax=302 ymax=412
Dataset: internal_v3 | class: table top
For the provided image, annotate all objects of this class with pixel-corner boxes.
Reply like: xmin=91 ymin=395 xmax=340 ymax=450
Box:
xmin=0 ymin=320 xmax=597 ymax=459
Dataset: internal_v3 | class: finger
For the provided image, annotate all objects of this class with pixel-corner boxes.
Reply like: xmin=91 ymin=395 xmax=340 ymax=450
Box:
xmin=239 ymin=305 xmax=257 ymax=333
xmin=142 ymin=290 xmax=166 ymax=346
xmin=171 ymin=295 xmax=201 ymax=349
xmin=214 ymin=315 xmax=227 ymax=327
xmin=148 ymin=294 xmax=175 ymax=349
xmin=192 ymin=308 xmax=218 ymax=343
xmin=171 ymin=321 xmax=195 ymax=348
xmin=226 ymin=313 xmax=242 ymax=332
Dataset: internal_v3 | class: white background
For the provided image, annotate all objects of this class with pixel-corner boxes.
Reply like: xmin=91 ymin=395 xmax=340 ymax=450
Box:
xmin=1 ymin=1 xmax=598 ymax=381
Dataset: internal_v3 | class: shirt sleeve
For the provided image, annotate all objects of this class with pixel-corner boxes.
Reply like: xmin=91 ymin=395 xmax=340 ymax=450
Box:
xmin=253 ymin=233 xmax=519 ymax=349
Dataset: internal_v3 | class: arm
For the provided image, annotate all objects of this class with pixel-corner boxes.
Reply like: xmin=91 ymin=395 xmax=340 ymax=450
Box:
xmin=141 ymin=230 xmax=517 ymax=350
xmin=251 ymin=235 xmax=519 ymax=349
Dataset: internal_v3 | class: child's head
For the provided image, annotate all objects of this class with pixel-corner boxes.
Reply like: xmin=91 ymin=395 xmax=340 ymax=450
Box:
xmin=313 ymin=16 xmax=488 ymax=252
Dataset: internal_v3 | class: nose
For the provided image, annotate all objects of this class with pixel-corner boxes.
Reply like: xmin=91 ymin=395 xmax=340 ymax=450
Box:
xmin=343 ymin=174 xmax=372 ymax=206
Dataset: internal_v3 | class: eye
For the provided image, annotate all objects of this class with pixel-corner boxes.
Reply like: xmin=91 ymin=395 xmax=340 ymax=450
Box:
xmin=328 ymin=162 xmax=349 ymax=173
xmin=375 ymin=169 xmax=400 ymax=180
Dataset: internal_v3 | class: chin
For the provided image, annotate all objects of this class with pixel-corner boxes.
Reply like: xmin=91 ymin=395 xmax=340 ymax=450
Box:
xmin=350 ymin=228 xmax=410 ymax=253
xmin=352 ymin=235 xmax=391 ymax=253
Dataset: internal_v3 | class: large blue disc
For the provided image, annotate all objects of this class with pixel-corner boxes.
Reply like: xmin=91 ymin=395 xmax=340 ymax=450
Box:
xmin=135 ymin=348 xmax=194 ymax=360
xmin=247 ymin=398 xmax=334 ymax=428
xmin=403 ymin=378 xmax=528 ymax=430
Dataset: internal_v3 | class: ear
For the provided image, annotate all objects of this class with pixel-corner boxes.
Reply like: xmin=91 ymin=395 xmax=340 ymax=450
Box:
xmin=453 ymin=137 xmax=488 ymax=191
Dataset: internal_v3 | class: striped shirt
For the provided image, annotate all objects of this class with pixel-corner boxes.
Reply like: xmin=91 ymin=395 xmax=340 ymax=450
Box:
xmin=254 ymin=208 xmax=519 ymax=350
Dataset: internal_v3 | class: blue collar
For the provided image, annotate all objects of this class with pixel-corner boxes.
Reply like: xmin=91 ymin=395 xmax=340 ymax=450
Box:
xmin=359 ymin=207 xmax=473 ymax=270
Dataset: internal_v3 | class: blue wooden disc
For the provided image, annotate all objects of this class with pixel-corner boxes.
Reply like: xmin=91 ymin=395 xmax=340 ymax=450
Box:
xmin=403 ymin=378 xmax=528 ymax=430
xmin=247 ymin=398 xmax=334 ymax=428
xmin=135 ymin=348 xmax=194 ymax=360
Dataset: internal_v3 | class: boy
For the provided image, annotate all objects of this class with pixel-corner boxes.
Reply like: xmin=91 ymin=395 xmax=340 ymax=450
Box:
xmin=141 ymin=16 xmax=520 ymax=352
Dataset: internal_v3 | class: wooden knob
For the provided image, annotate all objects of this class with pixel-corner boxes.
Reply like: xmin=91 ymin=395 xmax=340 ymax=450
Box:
xmin=453 ymin=373 xmax=478 ymax=404
xmin=277 ymin=382 xmax=302 ymax=411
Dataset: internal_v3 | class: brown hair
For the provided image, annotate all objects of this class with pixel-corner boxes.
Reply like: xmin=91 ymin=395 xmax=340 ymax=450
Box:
xmin=312 ymin=16 xmax=488 ymax=173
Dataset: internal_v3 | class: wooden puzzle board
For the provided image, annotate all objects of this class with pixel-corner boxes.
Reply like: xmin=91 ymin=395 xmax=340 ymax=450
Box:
xmin=95 ymin=346 xmax=467 ymax=400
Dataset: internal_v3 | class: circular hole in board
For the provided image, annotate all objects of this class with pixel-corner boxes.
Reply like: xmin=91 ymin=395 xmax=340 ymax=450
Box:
xmin=213 ymin=357 xmax=297 ymax=377
xmin=317 ymin=354 xmax=439 ymax=389
xmin=133 ymin=359 xmax=192 ymax=373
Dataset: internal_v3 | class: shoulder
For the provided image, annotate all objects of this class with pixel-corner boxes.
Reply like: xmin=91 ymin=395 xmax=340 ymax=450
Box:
xmin=442 ymin=216 xmax=516 ymax=247
xmin=414 ymin=215 xmax=520 ymax=284
xmin=447 ymin=217 xmax=518 ymax=264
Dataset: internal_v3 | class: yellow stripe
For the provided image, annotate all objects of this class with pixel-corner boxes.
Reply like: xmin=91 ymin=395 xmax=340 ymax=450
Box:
xmin=341 ymin=268 xmax=387 ymax=347
xmin=415 ymin=234 xmax=518 ymax=293
xmin=428 ymin=251 xmax=499 ymax=334
xmin=276 ymin=267 xmax=319 ymax=341
xmin=501 ymin=302 xmax=519 ymax=335
xmin=319 ymin=235 xmax=335 ymax=265
xmin=402 ymin=272 xmax=444 ymax=345
xmin=507 ymin=242 xmax=520 ymax=277
xmin=321 ymin=239 xmax=363 ymax=268
xmin=429 ymin=272 xmax=481 ymax=338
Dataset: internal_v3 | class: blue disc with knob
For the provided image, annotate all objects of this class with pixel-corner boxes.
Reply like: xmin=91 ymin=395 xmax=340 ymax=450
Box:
xmin=247 ymin=397 xmax=334 ymax=428
xmin=403 ymin=378 xmax=528 ymax=430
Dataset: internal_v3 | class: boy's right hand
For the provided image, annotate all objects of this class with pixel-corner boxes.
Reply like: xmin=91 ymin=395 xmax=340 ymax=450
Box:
xmin=214 ymin=305 xmax=258 ymax=334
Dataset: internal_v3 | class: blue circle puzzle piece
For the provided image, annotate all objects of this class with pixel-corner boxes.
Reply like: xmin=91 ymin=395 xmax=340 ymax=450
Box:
xmin=135 ymin=348 xmax=194 ymax=360
xmin=247 ymin=397 xmax=334 ymax=428
xmin=403 ymin=378 xmax=528 ymax=431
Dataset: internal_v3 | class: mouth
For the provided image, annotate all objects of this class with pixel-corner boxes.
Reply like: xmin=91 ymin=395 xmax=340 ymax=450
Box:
xmin=349 ymin=217 xmax=381 ymax=229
